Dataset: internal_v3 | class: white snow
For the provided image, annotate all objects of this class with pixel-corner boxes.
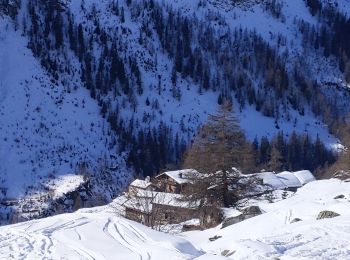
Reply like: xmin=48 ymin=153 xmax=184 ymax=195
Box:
xmin=0 ymin=179 xmax=349 ymax=259
xmin=183 ymin=179 xmax=350 ymax=259
xmin=42 ymin=175 xmax=86 ymax=199
xmin=0 ymin=205 xmax=204 ymax=259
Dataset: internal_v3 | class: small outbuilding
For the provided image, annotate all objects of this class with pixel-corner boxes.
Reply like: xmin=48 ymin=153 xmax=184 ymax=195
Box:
xmin=128 ymin=176 xmax=158 ymax=195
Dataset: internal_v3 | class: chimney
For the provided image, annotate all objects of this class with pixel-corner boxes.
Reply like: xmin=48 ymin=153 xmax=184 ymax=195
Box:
xmin=179 ymin=172 xmax=183 ymax=179
xmin=145 ymin=176 xmax=150 ymax=183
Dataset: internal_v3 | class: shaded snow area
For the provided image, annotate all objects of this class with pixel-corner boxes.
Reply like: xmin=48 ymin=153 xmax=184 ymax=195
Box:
xmin=183 ymin=179 xmax=350 ymax=259
xmin=0 ymin=179 xmax=349 ymax=259
xmin=0 ymin=18 xmax=129 ymax=201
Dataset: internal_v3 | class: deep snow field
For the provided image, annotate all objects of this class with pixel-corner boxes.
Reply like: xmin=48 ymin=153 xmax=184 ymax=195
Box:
xmin=0 ymin=178 xmax=349 ymax=259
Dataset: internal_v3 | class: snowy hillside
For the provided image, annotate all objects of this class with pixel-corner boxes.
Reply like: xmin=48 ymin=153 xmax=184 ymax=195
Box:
xmin=0 ymin=204 xmax=206 ymax=259
xmin=17 ymin=0 xmax=346 ymax=152
xmin=183 ymin=179 xmax=350 ymax=259
xmin=0 ymin=179 xmax=349 ymax=259
xmin=0 ymin=16 xmax=130 ymax=222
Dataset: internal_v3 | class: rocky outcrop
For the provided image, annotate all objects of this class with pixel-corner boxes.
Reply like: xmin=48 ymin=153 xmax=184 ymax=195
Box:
xmin=241 ymin=206 xmax=262 ymax=216
xmin=221 ymin=249 xmax=234 ymax=257
xmin=333 ymin=171 xmax=350 ymax=181
xmin=1 ymin=177 xmax=94 ymax=225
xmin=182 ymin=224 xmax=202 ymax=232
xmin=221 ymin=206 xmax=263 ymax=228
xmin=291 ymin=218 xmax=302 ymax=223
xmin=333 ymin=194 xmax=345 ymax=199
xmin=209 ymin=235 xmax=222 ymax=242
xmin=317 ymin=211 xmax=340 ymax=220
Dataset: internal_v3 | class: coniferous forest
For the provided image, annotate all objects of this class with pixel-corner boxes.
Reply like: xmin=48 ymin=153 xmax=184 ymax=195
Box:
xmin=8 ymin=0 xmax=346 ymax=178
xmin=0 ymin=0 xmax=349 ymax=201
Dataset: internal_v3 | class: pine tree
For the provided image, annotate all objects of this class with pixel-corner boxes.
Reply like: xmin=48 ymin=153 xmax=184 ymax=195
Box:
xmin=269 ymin=146 xmax=283 ymax=171
xmin=183 ymin=102 xmax=256 ymax=207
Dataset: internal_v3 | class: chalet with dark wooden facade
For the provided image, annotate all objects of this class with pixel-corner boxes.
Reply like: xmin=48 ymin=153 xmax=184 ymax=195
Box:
xmin=155 ymin=169 xmax=198 ymax=194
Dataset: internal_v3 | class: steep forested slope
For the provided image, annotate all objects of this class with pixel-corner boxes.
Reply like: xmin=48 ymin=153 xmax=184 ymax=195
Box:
xmin=0 ymin=15 xmax=130 ymax=224
xmin=20 ymin=0 xmax=347 ymax=170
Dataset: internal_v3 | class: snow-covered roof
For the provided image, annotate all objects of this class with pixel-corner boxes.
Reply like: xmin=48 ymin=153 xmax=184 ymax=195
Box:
xmin=156 ymin=169 xmax=198 ymax=184
xmin=153 ymin=192 xmax=198 ymax=208
xmin=253 ymin=170 xmax=315 ymax=192
xmin=129 ymin=179 xmax=153 ymax=189
xmin=124 ymin=190 xmax=199 ymax=213
xmin=293 ymin=170 xmax=315 ymax=185
xmin=276 ymin=171 xmax=302 ymax=188
xmin=254 ymin=172 xmax=287 ymax=190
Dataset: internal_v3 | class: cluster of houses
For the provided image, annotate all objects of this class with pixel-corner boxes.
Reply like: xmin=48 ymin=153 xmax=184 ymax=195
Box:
xmin=115 ymin=169 xmax=315 ymax=230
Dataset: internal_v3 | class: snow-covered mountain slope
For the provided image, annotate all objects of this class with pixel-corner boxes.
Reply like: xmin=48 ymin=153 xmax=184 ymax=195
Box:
xmin=1 ymin=0 xmax=349 ymax=223
xmin=183 ymin=179 xmax=350 ymax=259
xmin=0 ymin=179 xmax=349 ymax=259
xmin=0 ymin=16 xmax=130 ymax=221
xmin=17 ymin=0 xmax=345 ymax=151
xmin=63 ymin=0 xmax=344 ymax=146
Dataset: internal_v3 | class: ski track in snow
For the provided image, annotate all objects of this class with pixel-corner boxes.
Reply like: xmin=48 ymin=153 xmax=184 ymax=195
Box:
xmin=0 ymin=210 xmax=200 ymax=260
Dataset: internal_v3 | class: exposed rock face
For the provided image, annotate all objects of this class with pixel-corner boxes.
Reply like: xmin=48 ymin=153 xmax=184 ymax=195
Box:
xmin=221 ymin=206 xmax=263 ymax=228
xmin=182 ymin=224 xmax=202 ymax=232
xmin=317 ymin=211 xmax=340 ymax=220
xmin=221 ymin=215 xmax=244 ymax=228
xmin=221 ymin=249 xmax=234 ymax=257
xmin=209 ymin=235 xmax=222 ymax=242
xmin=241 ymin=206 xmax=262 ymax=216
xmin=2 ymin=178 xmax=94 ymax=225
xmin=54 ymin=178 xmax=93 ymax=213
xmin=333 ymin=171 xmax=350 ymax=181
xmin=334 ymin=194 xmax=345 ymax=199
xmin=291 ymin=218 xmax=302 ymax=223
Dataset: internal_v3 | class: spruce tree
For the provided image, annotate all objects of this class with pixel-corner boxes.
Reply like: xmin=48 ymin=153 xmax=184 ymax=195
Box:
xmin=183 ymin=102 xmax=256 ymax=208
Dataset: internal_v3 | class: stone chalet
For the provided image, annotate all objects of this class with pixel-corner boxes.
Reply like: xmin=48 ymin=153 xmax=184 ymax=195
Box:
xmin=154 ymin=169 xmax=198 ymax=194
xmin=123 ymin=190 xmax=200 ymax=227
